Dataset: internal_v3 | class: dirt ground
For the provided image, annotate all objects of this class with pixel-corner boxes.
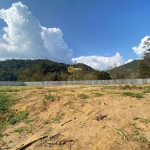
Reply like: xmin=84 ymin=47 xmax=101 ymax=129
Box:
xmin=0 ymin=84 xmax=150 ymax=150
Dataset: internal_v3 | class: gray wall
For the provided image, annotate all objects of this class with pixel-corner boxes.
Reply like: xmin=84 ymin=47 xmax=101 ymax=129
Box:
xmin=0 ymin=78 xmax=150 ymax=86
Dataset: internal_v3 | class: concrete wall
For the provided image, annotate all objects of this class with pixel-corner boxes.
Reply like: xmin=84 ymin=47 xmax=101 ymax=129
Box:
xmin=0 ymin=81 xmax=25 ymax=86
xmin=0 ymin=78 xmax=150 ymax=86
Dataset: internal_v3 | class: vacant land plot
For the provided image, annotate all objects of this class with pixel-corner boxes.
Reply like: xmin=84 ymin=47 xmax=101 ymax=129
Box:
xmin=0 ymin=84 xmax=150 ymax=150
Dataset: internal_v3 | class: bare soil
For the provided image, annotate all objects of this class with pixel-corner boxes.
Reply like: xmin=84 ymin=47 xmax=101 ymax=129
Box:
xmin=0 ymin=84 xmax=150 ymax=150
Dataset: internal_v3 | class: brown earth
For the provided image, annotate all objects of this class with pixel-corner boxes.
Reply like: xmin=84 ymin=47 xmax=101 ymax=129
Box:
xmin=0 ymin=84 xmax=150 ymax=150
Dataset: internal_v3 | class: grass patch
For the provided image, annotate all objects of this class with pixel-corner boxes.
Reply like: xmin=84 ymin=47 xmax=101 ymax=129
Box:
xmin=121 ymin=85 xmax=131 ymax=90
xmin=131 ymin=84 xmax=137 ymax=89
xmin=102 ymin=86 xmax=116 ymax=89
xmin=14 ymin=127 xmax=26 ymax=134
xmin=0 ymin=119 xmax=7 ymax=132
xmin=133 ymin=134 xmax=147 ymax=142
xmin=107 ymin=91 xmax=121 ymax=94
xmin=70 ymin=89 xmax=75 ymax=92
xmin=8 ymin=110 xmax=29 ymax=125
xmin=0 ymin=86 xmax=32 ymax=92
xmin=0 ymin=93 xmax=12 ymax=113
xmin=122 ymin=92 xmax=144 ymax=98
xmin=129 ymin=122 xmax=147 ymax=142
xmin=140 ymin=118 xmax=150 ymax=124
xmin=143 ymin=86 xmax=150 ymax=93
xmin=92 ymin=92 xmax=103 ymax=97
xmin=63 ymin=101 xmax=72 ymax=106
xmin=54 ymin=112 xmax=65 ymax=122
xmin=77 ymin=93 xmax=89 ymax=99
xmin=45 ymin=93 xmax=54 ymax=100
xmin=26 ymin=118 xmax=36 ymax=124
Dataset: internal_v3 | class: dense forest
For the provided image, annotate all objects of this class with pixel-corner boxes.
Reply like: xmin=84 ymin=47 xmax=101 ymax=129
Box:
xmin=0 ymin=59 xmax=110 ymax=81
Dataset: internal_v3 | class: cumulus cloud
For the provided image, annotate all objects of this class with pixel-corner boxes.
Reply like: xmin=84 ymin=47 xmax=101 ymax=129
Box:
xmin=72 ymin=52 xmax=124 ymax=70
xmin=0 ymin=2 xmax=72 ymax=63
xmin=125 ymin=59 xmax=133 ymax=64
xmin=132 ymin=36 xmax=150 ymax=57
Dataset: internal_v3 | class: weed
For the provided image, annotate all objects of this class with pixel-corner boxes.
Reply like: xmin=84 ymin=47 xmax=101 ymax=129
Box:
xmin=77 ymin=93 xmax=88 ymax=99
xmin=93 ymin=92 xmax=103 ymax=97
xmin=63 ymin=101 xmax=72 ymax=106
xmin=45 ymin=93 xmax=54 ymax=100
xmin=129 ymin=105 xmax=136 ymax=108
xmin=123 ymin=92 xmax=144 ymax=98
xmin=129 ymin=122 xmax=147 ymax=142
xmin=133 ymin=134 xmax=147 ymax=142
xmin=107 ymin=91 xmax=121 ymax=94
xmin=131 ymin=84 xmax=137 ymax=89
xmin=143 ymin=86 xmax=150 ymax=93
xmin=140 ymin=118 xmax=150 ymax=124
xmin=71 ymin=90 xmax=75 ymax=92
xmin=8 ymin=110 xmax=29 ymax=125
xmin=44 ymin=120 xmax=49 ymax=124
xmin=0 ymin=119 xmax=7 ymax=132
xmin=55 ymin=112 xmax=65 ymax=122
xmin=35 ymin=86 xmax=43 ymax=89
xmin=14 ymin=127 xmax=26 ymax=134
xmin=121 ymin=85 xmax=131 ymax=90
xmin=26 ymin=119 xmax=36 ymax=124
xmin=102 ymin=86 xmax=115 ymax=89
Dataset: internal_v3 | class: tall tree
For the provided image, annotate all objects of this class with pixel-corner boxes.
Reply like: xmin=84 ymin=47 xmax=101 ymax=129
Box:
xmin=139 ymin=49 xmax=150 ymax=78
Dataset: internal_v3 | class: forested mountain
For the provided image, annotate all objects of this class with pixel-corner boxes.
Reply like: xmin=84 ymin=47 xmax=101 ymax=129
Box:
xmin=1 ymin=58 xmax=148 ymax=81
xmin=0 ymin=59 xmax=110 ymax=81
xmin=107 ymin=60 xmax=142 ymax=79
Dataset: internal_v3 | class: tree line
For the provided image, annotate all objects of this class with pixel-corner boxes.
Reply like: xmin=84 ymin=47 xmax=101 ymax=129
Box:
xmin=0 ymin=59 xmax=111 ymax=81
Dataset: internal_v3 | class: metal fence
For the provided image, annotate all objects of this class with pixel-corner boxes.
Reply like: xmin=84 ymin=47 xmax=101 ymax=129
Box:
xmin=0 ymin=78 xmax=150 ymax=86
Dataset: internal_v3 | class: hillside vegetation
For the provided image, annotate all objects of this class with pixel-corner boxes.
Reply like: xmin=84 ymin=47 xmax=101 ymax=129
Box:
xmin=107 ymin=60 xmax=141 ymax=79
xmin=0 ymin=59 xmax=110 ymax=81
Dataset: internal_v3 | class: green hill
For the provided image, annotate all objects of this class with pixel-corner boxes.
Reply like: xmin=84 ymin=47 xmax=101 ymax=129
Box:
xmin=0 ymin=59 xmax=100 ymax=81
xmin=107 ymin=60 xmax=141 ymax=79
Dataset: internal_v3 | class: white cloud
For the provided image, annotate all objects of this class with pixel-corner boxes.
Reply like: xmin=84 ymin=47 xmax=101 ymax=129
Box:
xmin=0 ymin=2 xmax=72 ymax=63
xmin=125 ymin=59 xmax=133 ymax=64
xmin=132 ymin=36 xmax=150 ymax=57
xmin=72 ymin=52 xmax=124 ymax=70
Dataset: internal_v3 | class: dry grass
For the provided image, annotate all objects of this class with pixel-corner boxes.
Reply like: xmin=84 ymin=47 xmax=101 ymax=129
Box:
xmin=0 ymin=84 xmax=150 ymax=150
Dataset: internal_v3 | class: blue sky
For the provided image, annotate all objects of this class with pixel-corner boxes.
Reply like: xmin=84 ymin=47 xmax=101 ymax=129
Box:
xmin=0 ymin=0 xmax=150 ymax=70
